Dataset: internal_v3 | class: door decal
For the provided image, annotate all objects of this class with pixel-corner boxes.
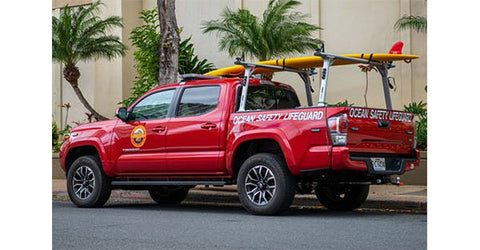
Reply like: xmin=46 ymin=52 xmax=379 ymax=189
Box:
xmin=130 ymin=125 xmax=147 ymax=147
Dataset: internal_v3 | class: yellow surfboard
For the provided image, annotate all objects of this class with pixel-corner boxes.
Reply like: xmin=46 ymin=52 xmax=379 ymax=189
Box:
xmin=205 ymin=54 xmax=419 ymax=77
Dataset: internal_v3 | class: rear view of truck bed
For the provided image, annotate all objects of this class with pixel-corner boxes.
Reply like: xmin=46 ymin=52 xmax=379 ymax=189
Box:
xmin=326 ymin=106 xmax=419 ymax=176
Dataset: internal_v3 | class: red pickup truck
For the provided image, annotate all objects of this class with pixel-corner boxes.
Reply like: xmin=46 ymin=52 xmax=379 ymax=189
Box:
xmin=59 ymin=52 xmax=420 ymax=215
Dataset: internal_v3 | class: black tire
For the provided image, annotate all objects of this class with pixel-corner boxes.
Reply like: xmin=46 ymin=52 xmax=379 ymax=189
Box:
xmin=315 ymin=184 xmax=369 ymax=211
xmin=237 ymin=153 xmax=295 ymax=215
xmin=148 ymin=186 xmax=190 ymax=205
xmin=66 ymin=155 xmax=111 ymax=208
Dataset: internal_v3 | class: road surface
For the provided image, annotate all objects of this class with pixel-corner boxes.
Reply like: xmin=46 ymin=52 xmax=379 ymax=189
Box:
xmin=53 ymin=200 xmax=426 ymax=249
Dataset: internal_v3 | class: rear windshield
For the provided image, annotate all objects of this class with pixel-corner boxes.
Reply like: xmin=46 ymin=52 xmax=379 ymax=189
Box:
xmin=236 ymin=85 xmax=300 ymax=111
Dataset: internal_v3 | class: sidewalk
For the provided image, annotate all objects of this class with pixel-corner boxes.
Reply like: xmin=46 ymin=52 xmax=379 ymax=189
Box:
xmin=52 ymin=179 xmax=427 ymax=212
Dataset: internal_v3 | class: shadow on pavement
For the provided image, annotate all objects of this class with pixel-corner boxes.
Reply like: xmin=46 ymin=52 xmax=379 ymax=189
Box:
xmin=55 ymin=199 xmax=397 ymax=218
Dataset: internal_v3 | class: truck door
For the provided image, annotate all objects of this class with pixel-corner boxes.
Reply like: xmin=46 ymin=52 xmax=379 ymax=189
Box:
xmin=165 ymin=85 xmax=225 ymax=174
xmin=111 ymin=88 xmax=176 ymax=175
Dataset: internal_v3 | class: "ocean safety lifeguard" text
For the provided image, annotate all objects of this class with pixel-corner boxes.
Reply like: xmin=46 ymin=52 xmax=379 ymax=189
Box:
xmin=233 ymin=111 xmax=324 ymax=125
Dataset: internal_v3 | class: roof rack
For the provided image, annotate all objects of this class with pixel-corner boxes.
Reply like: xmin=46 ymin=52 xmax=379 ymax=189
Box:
xmin=314 ymin=51 xmax=394 ymax=109
xmin=234 ymin=51 xmax=398 ymax=111
xmin=179 ymin=74 xmax=223 ymax=82
xmin=234 ymin=60 xmax=314 ymax=111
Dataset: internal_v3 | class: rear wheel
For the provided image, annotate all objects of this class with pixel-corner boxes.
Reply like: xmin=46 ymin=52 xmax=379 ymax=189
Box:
xmin=237 ymin=153 xmax=295 ymax=215
xmin=315 ymin=184 xmax=369 ymax=211
xmin=148 ymin=186 xmax=190 ymax=205
xmin=66 ymin=155 xmax=111 ymax=208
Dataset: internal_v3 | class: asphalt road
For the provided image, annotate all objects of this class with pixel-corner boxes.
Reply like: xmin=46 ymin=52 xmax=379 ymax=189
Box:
xmin=53 ymin=200 xmax=426 ymax=250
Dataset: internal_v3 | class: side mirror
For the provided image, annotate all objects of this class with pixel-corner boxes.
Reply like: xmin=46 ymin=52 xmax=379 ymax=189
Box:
xmin=115 ymin=107 xmax=128 ymax=122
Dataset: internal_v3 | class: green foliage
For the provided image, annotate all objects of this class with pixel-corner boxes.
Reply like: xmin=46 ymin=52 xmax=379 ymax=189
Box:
xmin=61 ymin=124 xmax=72 ymax=136
xmin=52 ymin=121 xmax=60 ymax=153
xmin=202 ymin=0 xmax=322 ymax=61
xmin=119 ymin=9 xmax=159 ymax=107
xmin=394 ymin=15 xmax=427 ymax=33
xmin=52 ymin=1 xmax=127 ymax=120
xmin=403 ymin=101 xmax=427 ymax=150
xmin=52 ymin=0 xmax=127 ymax=68
xmin=416 ymin=116 xmax=427 ymax=150
xmin=329 ymin=100 xmax=354 ymax=107
xmin=179 ymin=36 xmax=216 ymax=75
xmin=52 ymin=122 xmax=71 ymax=153
xmin=403 ymin=101 xmax=427 ymax=117
xmin=120 ymin=9 xmax=215 ymax=107
xmin=393 ymin=13 xmax=427 ymax=148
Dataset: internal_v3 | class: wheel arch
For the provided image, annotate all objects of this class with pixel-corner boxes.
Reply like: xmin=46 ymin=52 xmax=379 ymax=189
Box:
xmin=64 ymin=145 xmax=102 ymax=176
xmin=229 ymin=135 xmax=295 ymax=179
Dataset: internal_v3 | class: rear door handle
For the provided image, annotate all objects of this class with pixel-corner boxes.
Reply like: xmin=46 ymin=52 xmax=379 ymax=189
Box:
xmin=152 ymin=126 xmax=166 ymax=132
xmin=201 ymin=123 xmax=217 ymax=129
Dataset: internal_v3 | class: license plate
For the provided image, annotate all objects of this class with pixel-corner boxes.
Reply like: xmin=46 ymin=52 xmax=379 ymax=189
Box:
xmin=371 ymin=158 xmax=386 ymax=171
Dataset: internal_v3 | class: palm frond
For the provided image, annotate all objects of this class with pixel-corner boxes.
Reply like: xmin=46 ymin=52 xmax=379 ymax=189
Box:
xmin=202 ymin=0 xmax=321 ymax=61
xmin=76 ymin=35 xmax=127 ymax=62
xmin=52 ymin=0 xmax=127 ymax=67
xmin=394 ymin=15 xmax=427 ymax=33
xmin=202 ymin=8 xmax=261 ymax=59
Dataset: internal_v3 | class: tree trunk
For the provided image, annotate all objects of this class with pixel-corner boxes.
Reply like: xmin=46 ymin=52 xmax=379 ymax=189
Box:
xmin=157 ymin=0 xmax=180 ymax=86
xmin=63 ymin=66 xmax=108 ymax=121
xmin=70 ymin=82 xmax=109 ymax=121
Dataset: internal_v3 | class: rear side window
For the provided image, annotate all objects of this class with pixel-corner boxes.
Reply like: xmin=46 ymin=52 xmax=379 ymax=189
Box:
xmin=246 ymin=87 xmax=276 ymax=110
xmin=240 ymin=86 xmax=300 ymax=111
xmin=177 ymin=86 xmax=221 ymax=117
xmin=275 ymin=88 xmax=300 ymax=109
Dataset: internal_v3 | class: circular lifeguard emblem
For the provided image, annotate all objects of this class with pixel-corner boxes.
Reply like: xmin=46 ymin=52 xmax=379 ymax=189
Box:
xmin=130 ymin=125 xmax=147 ymax=147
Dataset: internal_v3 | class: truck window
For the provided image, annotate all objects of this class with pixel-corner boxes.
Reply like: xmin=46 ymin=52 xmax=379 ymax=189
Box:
xmin=246 ymin=86 xmax=276 ymax=110
xmin=238 ymin=86 xmax=300 ymax=111
xmin=176 ymin=85 xmax=221 ymax=117
xmin=130 ymin=89 xmax=175 ymax=121
xmin=275 ymin=88 xmax=300 ymax=109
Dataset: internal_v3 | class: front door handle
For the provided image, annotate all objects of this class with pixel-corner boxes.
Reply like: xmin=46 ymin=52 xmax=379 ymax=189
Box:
xmin=152 ymin=126 xmax=166 ymax=133
xmin=201 ymin=123 xmax=217 ymax=129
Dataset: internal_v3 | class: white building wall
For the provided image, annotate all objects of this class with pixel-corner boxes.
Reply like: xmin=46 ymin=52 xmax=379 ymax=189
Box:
xmin=53 ymin=0 xmax=427 ymax=128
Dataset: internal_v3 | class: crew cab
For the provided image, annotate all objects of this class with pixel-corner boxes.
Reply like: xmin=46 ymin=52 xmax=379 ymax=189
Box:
xmin=60 ymin=51 xmax=420 ymax=215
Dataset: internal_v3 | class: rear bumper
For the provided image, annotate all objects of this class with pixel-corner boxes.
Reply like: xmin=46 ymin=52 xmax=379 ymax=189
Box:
xmin=331 ymin=147 xmax=420 ymax=175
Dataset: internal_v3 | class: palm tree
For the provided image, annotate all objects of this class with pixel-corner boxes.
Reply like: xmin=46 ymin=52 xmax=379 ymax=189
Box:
xmin=394 ymin=15 xmax=427 ymax=33
xmin=202 ymin=0 xmax=321 ymax=78
xmin=52 ymin=1 xmax=127 ymax=121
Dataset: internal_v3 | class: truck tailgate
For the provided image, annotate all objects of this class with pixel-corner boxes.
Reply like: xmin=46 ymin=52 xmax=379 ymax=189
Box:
xmin=334 ymin=107 xmax=415 ymax=154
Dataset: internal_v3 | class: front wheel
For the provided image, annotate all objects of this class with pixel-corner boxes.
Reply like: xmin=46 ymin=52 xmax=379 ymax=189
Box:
xmin=315 ymin=184 xmax=369 ymax=211
xmin=237 ymin=153 xmax=295 ymax=215
xmin=66 ymin=155 xmax=111 ymax=208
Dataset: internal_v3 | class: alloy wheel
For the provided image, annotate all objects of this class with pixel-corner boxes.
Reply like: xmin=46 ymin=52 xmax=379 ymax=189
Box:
xmin=72 ymin=166 xmax=96 ymax=200
xmin=244 ymin=165 xmax=276 ymax=205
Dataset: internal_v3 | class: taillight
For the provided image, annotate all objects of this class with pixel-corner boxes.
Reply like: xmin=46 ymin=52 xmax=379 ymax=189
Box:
xmin=328 ymin=114 xmax=348 ymax=146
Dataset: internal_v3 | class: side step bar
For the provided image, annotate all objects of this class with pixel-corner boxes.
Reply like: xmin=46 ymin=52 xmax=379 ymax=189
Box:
xmin=111 ymin=180 xmax=229 ymax=186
